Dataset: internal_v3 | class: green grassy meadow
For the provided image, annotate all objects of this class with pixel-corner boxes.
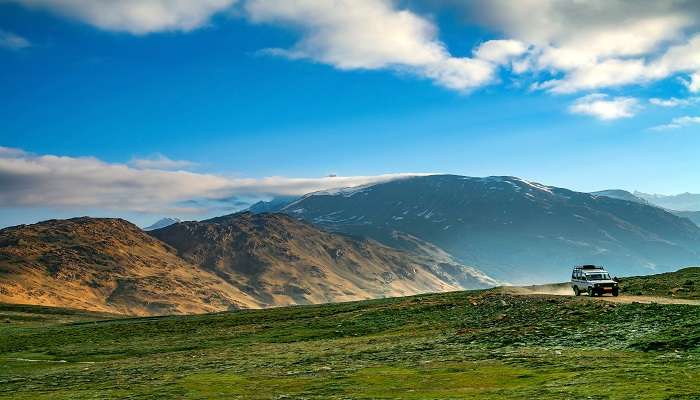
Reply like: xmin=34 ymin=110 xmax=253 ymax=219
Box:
xmin=1 ymin=290 xmax=699 ymax=399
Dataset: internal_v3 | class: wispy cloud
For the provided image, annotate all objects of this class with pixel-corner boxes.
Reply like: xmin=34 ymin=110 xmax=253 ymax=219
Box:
xmin=0 ymin=146 xmax=426 ymax=213
xmin=129 ymin=154 xmax=198 ymax=170
xmin=0 ymin=30 xmax=30 ymax=50
xmin=568 ymin=93 xmax=640 ymax=121
xmin=649 ymin=97 xmax=700 ymax=107
xmin=650 ymin=116 xmax=700 ymax=131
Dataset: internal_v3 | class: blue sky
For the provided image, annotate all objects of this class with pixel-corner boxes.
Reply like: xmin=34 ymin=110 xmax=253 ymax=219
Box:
xmin=1 ymin=1 xmax=700 ymax=227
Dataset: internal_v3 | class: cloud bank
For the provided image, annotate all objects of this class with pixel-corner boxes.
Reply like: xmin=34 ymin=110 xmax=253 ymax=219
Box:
xmin=12 ymin=0 xmax=238 ymax=34
xmin=0 ymin=147 xmax=425 ymax=213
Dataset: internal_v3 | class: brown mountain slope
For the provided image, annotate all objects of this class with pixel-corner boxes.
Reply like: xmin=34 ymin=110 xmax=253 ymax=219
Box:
xmin=0 ymin=218 xmax=261 ymax=315
xmin=0 ymin=214 xmax=496 ymax=316
xmin=150 ymin=212 xmax=497 ymax=307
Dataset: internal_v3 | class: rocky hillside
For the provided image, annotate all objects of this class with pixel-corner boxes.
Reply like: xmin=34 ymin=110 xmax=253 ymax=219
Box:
xmin=0 ymin=218 xmax=260 ymax=315
xmin=150 ymin=212 xmax=496 ymax=307
xmin=281 ymin=175 xmax=700 ymax=282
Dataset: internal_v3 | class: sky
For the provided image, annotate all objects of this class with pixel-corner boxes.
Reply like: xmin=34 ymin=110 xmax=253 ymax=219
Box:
xmin=1 ymin=0 xmax=700 ymax=228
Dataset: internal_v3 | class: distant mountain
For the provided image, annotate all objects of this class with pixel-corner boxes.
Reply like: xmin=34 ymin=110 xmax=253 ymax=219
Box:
xmin=0 ymin=218 xmax=258 ymax=315
xmin=151 ymin=212 xmax=496 ymax=307
xmin=591 ymin=190 xmax=649 ymax=205
xmin=0 ymin=214 xmax=496 ymax=315
xmin=143 ymin=217 xmax=181 ymax=231
xmin=635 ymin=192 xmax=700 ymax=212
xmin=674 ymin=211 xmax=700 ymax=227
xmin=281 ymin=175 xmax=700 ymax=283
xmin=592 ymin=190 xmax=700 ymax=227
xmin=246 ymin=196 xmax=297 ymax=214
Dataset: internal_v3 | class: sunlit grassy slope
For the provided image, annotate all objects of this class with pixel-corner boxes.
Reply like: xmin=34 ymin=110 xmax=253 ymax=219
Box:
xmin=1 ymin=286 xmax=699 ymax=399
xmin=620 ymin=266 xmax=700 ymax=299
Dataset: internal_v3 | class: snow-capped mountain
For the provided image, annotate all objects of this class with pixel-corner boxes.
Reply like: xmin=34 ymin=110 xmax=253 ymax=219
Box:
xmin=593 ymin=190 xmax=700 ymax=228
xmin=281 ymin=175 xmax=700 ymax=283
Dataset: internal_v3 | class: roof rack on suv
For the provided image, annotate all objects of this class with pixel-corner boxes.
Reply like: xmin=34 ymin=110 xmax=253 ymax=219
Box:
xmin=574 ymin=265 xmax=606 ymax=270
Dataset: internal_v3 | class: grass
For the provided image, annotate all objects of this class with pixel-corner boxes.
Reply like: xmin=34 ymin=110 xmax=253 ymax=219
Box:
xmin=1 ymin=289 xmax=699 ymax=399
xmin=619 ymin=267 xmax=700 ymax=299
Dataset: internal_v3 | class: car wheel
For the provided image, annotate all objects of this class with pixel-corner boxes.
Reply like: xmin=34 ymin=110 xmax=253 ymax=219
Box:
xmin=573 ymin=286 xmax=580 ymax=296
xmin=612 ymin=288 xmax=619 ymax=297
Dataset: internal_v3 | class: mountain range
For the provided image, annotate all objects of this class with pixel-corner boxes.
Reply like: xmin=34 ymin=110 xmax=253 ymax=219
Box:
xmin=279 ymin=175 xmax=700 ymax=282
xmin=634 ymin=192 xmax=700 ymax=212
xmin=0 ymin=213 xmax=495 ymax=315
xmin=2 ymin=174 xmax=699 ymax=314
xmin=591 ymin=189 xmax=700 ymax=227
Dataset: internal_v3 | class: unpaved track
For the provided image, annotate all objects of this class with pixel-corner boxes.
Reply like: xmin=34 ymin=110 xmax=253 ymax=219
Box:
xmin=499 ymin=285 xmax=700 ymax=305
xmin=592 ymin=295 xmax=700 ymax=305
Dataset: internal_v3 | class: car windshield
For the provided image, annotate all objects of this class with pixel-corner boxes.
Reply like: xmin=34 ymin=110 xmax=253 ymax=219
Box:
xmin=586 ymin=273 xmax=610 ymax=280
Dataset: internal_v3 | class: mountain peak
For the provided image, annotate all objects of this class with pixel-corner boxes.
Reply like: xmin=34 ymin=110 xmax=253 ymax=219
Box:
xmin=143 ymin=217 xmax=182 ymax=231
xmin=279 ymin=175 xmax=700 ymax=283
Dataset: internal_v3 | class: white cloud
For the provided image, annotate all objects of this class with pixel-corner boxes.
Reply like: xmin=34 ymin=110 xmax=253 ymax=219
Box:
xmin=0 ymin=30 xmax=30 ymax=50
xmin=649 ymin=97 xmax=699 ymax=107
xmin=650 ymin=115 xmax=700 ymax=131
xmin=0 ymin=147 xmax=425 ymax=213
xmin=568 ymin=94 xmax=641 ymax=120
xmin=245 ymin=0 xmax=512 ymax=92
xmin=465 ymin=1 xmax=700 ymax=93
xmin=129 ymin=154 xmax=197 ymax=170
xmin=473 ymin=39 xmax=527 ymax=65
xmin=11 ymin=0 xmax=237 ymax=34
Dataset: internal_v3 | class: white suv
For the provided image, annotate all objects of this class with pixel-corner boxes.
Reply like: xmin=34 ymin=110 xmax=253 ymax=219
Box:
xmin=571 ymin=265 xmax=619 ymax=297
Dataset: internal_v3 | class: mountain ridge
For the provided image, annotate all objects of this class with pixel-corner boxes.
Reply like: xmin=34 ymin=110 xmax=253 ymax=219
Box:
xmin=0 ymin=213 xmax=496 ymax=315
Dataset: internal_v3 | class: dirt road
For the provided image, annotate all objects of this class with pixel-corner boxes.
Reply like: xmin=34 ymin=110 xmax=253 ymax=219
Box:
xmin=499 ymin=284 xmax=700 ymax=305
